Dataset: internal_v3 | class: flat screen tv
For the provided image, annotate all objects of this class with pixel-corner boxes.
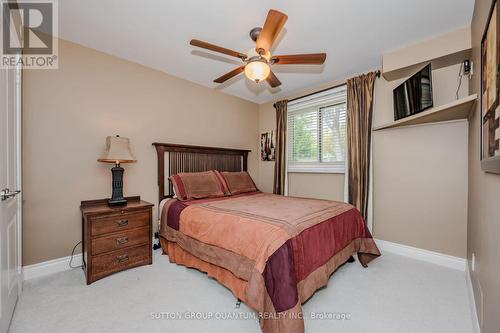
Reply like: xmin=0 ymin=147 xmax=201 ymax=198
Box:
xmin=393 ymin=64 xmax=433 ymax=121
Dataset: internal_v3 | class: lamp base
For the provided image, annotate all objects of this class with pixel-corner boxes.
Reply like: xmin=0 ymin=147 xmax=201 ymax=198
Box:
xmin=108 ymin=164 xmax=127 ymax=206
xmin=108 ymin=197 xmax=127 ymax=206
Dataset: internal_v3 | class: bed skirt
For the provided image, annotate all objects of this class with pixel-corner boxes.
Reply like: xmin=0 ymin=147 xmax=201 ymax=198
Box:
xmin=160 ymin=236 xmax=378 ymax=333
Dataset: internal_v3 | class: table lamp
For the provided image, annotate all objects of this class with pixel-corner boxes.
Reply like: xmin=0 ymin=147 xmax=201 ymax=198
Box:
xmin=98 ymin=135 xmax=136 ymax=206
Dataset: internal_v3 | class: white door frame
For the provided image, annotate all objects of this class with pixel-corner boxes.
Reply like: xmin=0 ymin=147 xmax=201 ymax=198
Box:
xmin=0 ymin=55 xmax=23 ymax=333
xmin=15 ymin=61 xmax=23 ymax=290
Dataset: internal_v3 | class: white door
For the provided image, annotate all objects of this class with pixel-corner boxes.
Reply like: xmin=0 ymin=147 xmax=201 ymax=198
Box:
xmin=0 ymin=56 xmax=22 ymax=332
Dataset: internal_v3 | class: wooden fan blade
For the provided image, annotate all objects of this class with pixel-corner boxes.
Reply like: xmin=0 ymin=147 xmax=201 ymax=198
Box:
xmin=190 ymin=39 xmax=246 ymax=60
xmin=214 ymin=66 xmax=245 ymax=83
xmin=272 ymin=53 xmax=327 ymax=65
xmin=266 ymin=71 xmax=281 ymax=88
xmin=256 ymin=10 xmax=288 ymax=53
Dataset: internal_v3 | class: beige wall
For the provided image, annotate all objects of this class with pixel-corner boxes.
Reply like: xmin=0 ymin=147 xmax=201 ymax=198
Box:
xmin=468 ymin=0 xmax=500 ymax=331
xmin=22 ymin=39 xmax=259 ymax=265
xmin=372 ymin=63 xmax=469 ymax=258
xmin=288 ymin=173 xmax=344 ymax=201
xmin=258 ymin=51 xmax=469 ymax=258
xmin=23 ymin=27 xmax=476 ymax=266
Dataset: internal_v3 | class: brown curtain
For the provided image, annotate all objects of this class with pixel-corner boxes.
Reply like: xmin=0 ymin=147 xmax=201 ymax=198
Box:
xmin=347 ymin=72 xmax=376 ymax=221
xmin=273 ymin=100 xmax=288 ymax=195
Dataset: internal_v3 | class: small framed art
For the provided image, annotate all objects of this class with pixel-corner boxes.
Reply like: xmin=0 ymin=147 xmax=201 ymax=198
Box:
xmin=260 ymin=131 xmax=275 ymax=161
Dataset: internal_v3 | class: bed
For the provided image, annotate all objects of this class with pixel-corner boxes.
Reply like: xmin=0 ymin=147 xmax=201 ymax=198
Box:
xmin=153 ymin=142 xmax=380 ymax=333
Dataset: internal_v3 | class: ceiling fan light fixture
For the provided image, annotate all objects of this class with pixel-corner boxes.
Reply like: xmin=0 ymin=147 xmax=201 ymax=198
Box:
xmin=190 ymin=10 xmax=325 ymax=88
xmin=244 ymin=59 xmax=270 ymax=83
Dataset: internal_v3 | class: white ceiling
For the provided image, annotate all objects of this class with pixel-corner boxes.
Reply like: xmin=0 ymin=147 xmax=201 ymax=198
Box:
xmin=58 ymin=0 xmax=474 ymax=104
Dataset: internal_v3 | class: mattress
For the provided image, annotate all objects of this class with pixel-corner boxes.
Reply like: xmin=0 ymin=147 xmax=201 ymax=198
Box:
xmin=159 ymin=192 xmax=380 ymax=333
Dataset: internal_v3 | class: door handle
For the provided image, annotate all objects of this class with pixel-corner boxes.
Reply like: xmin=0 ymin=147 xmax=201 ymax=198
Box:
xmin=1 ymin=188 xmax=21 ymax=201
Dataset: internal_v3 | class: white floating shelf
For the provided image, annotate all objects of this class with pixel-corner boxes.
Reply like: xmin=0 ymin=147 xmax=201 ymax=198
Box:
xmin=382 ymin=26 xmax=471 ymax=81
xmin=373 ymin=94 xmax=477 ymax=131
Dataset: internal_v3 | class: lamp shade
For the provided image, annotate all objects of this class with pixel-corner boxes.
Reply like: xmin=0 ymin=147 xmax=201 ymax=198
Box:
xmin=97 ymin=135 xmax=136 ymax=164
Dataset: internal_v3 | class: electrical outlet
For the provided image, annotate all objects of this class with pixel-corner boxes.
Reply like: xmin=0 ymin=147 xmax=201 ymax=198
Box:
xmin=472 ymin=253 xmax=476 ymax=272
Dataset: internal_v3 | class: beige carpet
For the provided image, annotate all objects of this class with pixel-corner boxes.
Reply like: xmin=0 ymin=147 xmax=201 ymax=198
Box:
xmin=10 ymin=250 xmax=473 ymax=333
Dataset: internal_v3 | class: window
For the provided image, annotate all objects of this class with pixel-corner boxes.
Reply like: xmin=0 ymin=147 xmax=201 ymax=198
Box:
xmin=287 ymin=85 xmax=347 ymax=173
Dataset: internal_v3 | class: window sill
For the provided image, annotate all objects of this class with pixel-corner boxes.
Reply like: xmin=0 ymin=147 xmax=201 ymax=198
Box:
xmin=287 ymin=167 xmax=345 ymax=174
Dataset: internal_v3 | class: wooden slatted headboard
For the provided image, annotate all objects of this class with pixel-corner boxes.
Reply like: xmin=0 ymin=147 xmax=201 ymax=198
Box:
xmin=152 ymin=142 xmax=251 ymax=204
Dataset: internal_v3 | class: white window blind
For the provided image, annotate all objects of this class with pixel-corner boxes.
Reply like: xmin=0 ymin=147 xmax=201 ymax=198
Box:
xmin=287 ymin=85 xmax=347 ymax=173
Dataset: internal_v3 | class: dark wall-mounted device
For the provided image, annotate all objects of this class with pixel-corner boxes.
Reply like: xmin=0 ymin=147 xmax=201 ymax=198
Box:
xmin=463 ymin=59 xmax=471 ymax=74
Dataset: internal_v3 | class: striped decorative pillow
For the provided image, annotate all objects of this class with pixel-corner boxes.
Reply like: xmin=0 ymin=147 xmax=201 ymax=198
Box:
xmin=213 ymin=170 xmax=230 ymax=195
xmin=170 ymin=171 xmax=227 ymax=201
xmin=219 ymin=171 xmax=258 ymax=195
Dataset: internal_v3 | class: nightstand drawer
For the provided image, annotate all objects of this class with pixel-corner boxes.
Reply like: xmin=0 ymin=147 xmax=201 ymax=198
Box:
xmin=91 ymin=244 xmax=150 ymax=280
xmin=91 ymin=227 xmax=150 ymax=255
xmin=91 ymin=210 xmax=149 ymax=236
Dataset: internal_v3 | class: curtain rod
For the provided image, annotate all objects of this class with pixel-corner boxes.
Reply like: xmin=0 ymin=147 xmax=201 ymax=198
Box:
xmin=273 ymin=70 xmax=381 ymax=107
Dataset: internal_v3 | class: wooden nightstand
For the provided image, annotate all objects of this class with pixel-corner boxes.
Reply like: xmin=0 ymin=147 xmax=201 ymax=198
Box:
xmin=80 ymin=196 xmax=153 ymax=284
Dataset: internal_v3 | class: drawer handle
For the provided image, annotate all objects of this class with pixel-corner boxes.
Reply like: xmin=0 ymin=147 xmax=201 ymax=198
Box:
xmin=117 ymin=219 xmax=128 ymax=227
xmin=116 ymin=254 xmax=129 ymax=263
xmin=116 ymin=237 xmax=128 ymax=245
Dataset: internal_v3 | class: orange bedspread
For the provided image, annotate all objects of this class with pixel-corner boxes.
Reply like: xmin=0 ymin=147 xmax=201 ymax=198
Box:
xmin=160 ymin=193 xmax=380 ymax=333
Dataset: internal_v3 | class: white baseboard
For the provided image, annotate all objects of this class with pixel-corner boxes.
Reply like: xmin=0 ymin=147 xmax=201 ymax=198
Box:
xmin=374 ymin=238 xmax=466 ymax=271
xmin=23 ymin=239 xmax=464 ymax=280
xmin=466 ymin=265 xmax=481 ymax=333
xmin=23 ymin=254 xmax=82 ymax=281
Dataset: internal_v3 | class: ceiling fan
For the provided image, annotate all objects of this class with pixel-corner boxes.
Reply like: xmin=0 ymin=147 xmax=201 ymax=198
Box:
xmin=189 ymin=9 xmax=327 ymax=88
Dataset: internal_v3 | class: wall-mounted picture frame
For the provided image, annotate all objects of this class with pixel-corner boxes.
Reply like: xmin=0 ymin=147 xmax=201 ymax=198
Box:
xmin=481 ymin=0 xmax=500 ymax=173
xmin=260 ymin=130 xmax=275 ymax=161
